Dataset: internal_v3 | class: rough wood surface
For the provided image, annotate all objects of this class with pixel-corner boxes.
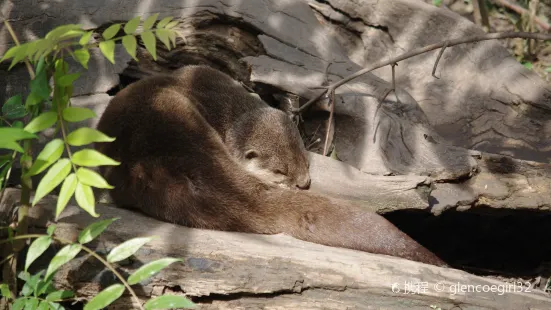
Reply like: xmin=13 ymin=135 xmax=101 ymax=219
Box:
xmin=1 ymin=0 xmax=550 ymax=216
xmin=1 ymin=191 xmax=545 ymax=310
xmin=307 ymin=0 xmax=551 ymax=163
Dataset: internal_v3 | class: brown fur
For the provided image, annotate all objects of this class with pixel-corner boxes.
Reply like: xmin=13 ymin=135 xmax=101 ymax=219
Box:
xmin=95 ymin=65 xmax=446 ymax=266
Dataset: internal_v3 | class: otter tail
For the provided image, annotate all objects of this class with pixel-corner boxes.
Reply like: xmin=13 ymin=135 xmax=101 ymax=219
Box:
xmin=260 ymin=189 xmax=447 ymax=267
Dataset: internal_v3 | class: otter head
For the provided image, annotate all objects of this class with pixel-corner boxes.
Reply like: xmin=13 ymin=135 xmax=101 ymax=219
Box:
xmin=226 ymin=108 xmax=311 ymax=190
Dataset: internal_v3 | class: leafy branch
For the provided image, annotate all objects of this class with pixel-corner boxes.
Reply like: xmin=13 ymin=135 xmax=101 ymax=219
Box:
xmin=0 ymin=14 xmax=191 ymax=309
xmin=0 ymin=220 xmax=193 ymax=309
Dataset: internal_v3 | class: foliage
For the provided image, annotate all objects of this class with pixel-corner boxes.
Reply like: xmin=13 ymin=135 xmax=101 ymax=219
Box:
xmin=0 ymin=14 xmax=195 ymax=309
xmin=1 ymin=222 xmax=190 ymax=309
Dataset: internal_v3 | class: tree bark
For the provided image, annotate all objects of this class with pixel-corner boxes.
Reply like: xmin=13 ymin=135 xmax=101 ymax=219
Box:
xmin=0 ymin=191 xmax=546 ymax=310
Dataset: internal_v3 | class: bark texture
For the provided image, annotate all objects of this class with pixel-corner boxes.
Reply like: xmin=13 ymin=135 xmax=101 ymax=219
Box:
xmin=2 ymin=0 xmax=551 ymax=308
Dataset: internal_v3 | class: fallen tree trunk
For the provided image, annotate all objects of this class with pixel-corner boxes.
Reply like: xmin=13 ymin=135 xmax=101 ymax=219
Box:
xmin=0 ymin=189 xmax=546 ymax=310
xmin=3 ymin=0 xmax=551 ymax=307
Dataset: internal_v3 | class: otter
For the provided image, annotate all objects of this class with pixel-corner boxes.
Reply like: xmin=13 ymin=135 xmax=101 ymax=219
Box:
xmin=95 ymin=65 xmax=446 ymax=266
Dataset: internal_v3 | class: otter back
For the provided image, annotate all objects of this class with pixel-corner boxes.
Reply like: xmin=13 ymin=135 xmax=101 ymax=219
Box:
xmin=95 ymin=66 xmax=447 ymax=267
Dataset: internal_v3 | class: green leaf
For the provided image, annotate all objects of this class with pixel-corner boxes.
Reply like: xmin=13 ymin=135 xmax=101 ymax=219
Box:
xmin=26 ymin=139 xmax=64 ymax=176
xmin=67 ymin=127 xmax=116 ymax=146
xmin=168 ymin=30 xmax=177 ymax=48
xmin=56 ymin=173 xmax=77 ymax=218
xmin=46 ymin=24 xmax=83 ymax=40
xmin=20 ymin=271 xmax=42 ymax=296
xmin=62 ymin=107 xmax=96 ymax=123
xmin=25 ymin=92 xmax=44 ymax=107
xmin=522 ymin=61 xmax=533 ymax=70
xmin=141 ymin=31 xmax=157 ymax=61
xmin=155 ymin=29 xmax=171 ymax=50
xmin=79 ymin=31 xmax=94 ymax=46
xmin=35 ymin=55 xmax=46 ymax=74
xmin=124 ymin=16 xmax=141 ymax=34
xmin=156 ymin=17 xmax=173 ymax=29
xmin=106 ymin=237 xmax=152 ymax=263
xmin=102 ymin=23 xmax=121 ymax=40
xmin=127 ymin=258 xmax=182 ymax=285
xmin=143 ymin=13 xmax=159 ymax=31
xmin=83 ymin=284 xmax=124 ymax=310
xmin=47 ymin=224 xmax=57 ymax=236
xmin=29 ymin=67 xmax=51 ymax=101
xmin=0 ymin=127 xmax=37 ymax=140
xmin=32 ymin=40 xmax=53 ymax=62
xmin=49 ymin=302 xmax=64 ymax=310
xmin=45 ymin=244 xmax=81 ymax=279
xmin=35 ymin=277 xmax=56 ymax=296
xmin=54 ymin=59 xmax=69 ymax=77
xmin=165 ymin=20 xmax=179 ymax=29
xmin=122 ymin=35 xmax=137 ymax=60
xmin=2 ymin=94 xmax=26 ymax=119
xmin=23 ymin=297 xmax=40 ymax=309
xmin=74 ymin=48 xmax=90 ymax=69
xmin=99 ymin=40 xmax=116 ymax=64
xmin=71 ymin=149 xmax=120 ymax=167
xmin=0 ymin=140 xmax=23 ymax=152
xmin=32 ymin=158 xmax=71 ymax=206
xmin=144 ymin=295 xmax=196 ymax=310
xmin=11 ymin=298 xmax=25 ymax=310
xmin=75 ymin=182 xmax=98 ymax=217
xmin=0 ymin=159 xmax=11 ymax=186
xmin=0 ymin=154 xmax=11 ymax=165
xmin=45 ymin=290 xmax=74 ymax=302
xmin=0 ymin=45 xmax=20 ymax=62
xmin=76 ymin=167 xmax=114 ymax=189
xmin=22 ymin=40 xmax=40 ymax=59
xmin=25 ymin=236 xmax=52 ymax=271
xmin=0 ymin=283 xmax=11 ymax=299
xmin=58 ymin=29 xmax=85 ymax=41
xmin=24 ymin=111 xmax=58 ymax=133
xmin=78 ymin=218 xmax=119 ymax=244
xmin=37 ymin=301 xmax=49 ymax=310
xmin=57 ymin=73 xmax=81 ymax=87
xmin=0 ymin=167 xmax=10 ymax=188
xmin=8 ymin=44 xmax=29 ymax=70
xmin=12 ymin=120 xmax=24 ymax=128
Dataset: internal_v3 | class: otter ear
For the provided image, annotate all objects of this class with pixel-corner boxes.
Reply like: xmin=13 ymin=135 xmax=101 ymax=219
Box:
xmin=245 ymin=149 xmax=259 ymax=160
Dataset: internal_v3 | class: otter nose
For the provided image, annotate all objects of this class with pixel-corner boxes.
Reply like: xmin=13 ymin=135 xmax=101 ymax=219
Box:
xmin=296 ymin=175 xmax=311 ymax=190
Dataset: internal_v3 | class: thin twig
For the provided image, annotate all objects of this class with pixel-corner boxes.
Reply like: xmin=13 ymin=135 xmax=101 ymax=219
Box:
xmin=295 ymin=31 xmax=551 ymax=113
xmin=322 ymin=90 xmax=335 ymax=156
xmin=0 ymin=151 xmax=18 ymax=206
xmin=3 ymin=20 xmax=35 ymax=79
xmin=472 ymin=0 xmax=491 ymax=31
xmin=432 ymin=40 xmax=449 ymax=79
xmin=0 ymin=253 xmax=14 ymax=267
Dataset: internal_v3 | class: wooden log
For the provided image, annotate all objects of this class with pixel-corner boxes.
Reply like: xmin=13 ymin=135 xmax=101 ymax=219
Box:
xmin=4 ymin=194 xmax=545 ymax=310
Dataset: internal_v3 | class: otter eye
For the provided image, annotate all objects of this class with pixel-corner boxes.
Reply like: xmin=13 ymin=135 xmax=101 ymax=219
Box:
xmin=245 ymin=149 xmax=259 ymax=160
xmin=274 ymin=169 xmax=287 ymax=176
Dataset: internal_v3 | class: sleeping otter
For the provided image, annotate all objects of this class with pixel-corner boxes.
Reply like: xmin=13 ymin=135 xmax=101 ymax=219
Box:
xmin=95 ymin=65 xmax=446 ymax=266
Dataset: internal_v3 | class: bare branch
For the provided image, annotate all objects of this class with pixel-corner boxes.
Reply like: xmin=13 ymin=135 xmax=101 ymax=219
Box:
xmin=295 ymin=31 xmax=551 ymax=114
xmin=432 ymin=40 xmax=449 ymax=79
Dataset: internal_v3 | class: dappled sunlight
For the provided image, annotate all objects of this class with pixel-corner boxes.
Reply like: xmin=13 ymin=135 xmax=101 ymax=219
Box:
xmin=3 ymin=1 xmax=551 ymax=307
